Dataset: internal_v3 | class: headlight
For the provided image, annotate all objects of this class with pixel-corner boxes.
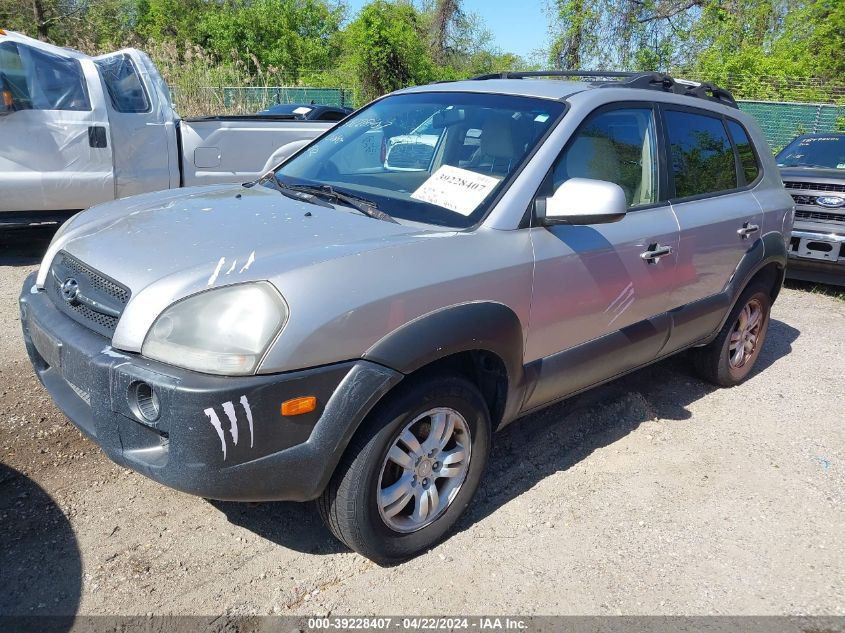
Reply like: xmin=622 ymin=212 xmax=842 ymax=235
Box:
xmin=142 ymin=282 xmax=288 ymax=375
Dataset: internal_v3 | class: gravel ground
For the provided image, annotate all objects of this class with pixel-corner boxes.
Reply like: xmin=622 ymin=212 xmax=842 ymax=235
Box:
xmin=1 ymin=228 xmax=843 ymax=617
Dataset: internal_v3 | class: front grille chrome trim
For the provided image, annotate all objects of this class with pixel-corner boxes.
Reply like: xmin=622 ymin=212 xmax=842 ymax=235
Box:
xmin=46 ymin=252 xmax=131 ymax=338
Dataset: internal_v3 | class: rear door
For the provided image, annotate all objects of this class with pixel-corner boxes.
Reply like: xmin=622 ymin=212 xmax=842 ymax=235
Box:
xmin=0 ymin=39 xmax=113 ymax=213
xmin=524 ymin=103 xmax=680 ymax=410
xmin=93 ymin=50 xmax=178 ymax=199
xmin=661 ymin=106 xmax=764 ymax=351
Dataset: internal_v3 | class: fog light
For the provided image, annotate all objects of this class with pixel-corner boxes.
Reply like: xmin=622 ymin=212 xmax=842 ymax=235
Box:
xmin=129 ymin=381 xmax=161 ymax=422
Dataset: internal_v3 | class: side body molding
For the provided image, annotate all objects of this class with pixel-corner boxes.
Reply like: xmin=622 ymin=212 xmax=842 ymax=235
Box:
xmin=363 ymin=301 xmax=528 ymax=425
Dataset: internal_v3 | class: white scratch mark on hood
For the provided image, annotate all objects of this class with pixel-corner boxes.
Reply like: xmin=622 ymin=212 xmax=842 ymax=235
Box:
xmin=204 ymin=408 xmax=227 ymax=460
xmin=226 ymin=260 xmax=237 ymax=275
xmin=240 ymin=395 xmax=254 ymax=448
xmin=239 ymin=251 xmax=256 ymax=273
xmin=222 ymin=401 xmax=239 ymax=446
xmin=207 ymin=257 xmax=225 ymax=286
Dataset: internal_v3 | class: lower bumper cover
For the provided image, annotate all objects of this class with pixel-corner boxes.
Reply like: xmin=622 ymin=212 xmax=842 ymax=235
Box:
xmin=19 ymin=273 xmax=402 ymax=501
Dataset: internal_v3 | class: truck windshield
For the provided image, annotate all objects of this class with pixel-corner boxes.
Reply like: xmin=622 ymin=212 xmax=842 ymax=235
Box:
xmin=777 ymin=135 xmax=845 ymax=170
xmin=274 ymin=91 xmax=566 ymax=228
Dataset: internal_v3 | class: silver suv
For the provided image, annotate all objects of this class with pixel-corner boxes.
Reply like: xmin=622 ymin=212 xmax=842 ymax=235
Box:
xmin=19 ymin=71 xmax=794 ymax=563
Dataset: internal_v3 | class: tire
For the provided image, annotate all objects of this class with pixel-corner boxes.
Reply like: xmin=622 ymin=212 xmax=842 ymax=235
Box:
xmin=692 ymin=283 xmax=772 ymax=387
xmin=317 ymin=373 xmax=491 ymax=564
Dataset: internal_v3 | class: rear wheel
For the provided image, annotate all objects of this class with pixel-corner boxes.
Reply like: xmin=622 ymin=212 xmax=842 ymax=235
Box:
xmin=692 ymin=283 xmax=772 ymax=387
xmin=317 ymin=374 xmax=491 ymax=564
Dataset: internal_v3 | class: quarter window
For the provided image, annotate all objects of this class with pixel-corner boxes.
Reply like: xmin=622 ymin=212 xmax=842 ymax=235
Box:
xmin=727 ymin=120 xmax=760 ymax=184
xmin=95 ymin=54 xmax=150 ymax=113
xmin=665 ymin=110 xmax=736 ymax=198
xmin=551 ymin=107 xmax=658 ymax=207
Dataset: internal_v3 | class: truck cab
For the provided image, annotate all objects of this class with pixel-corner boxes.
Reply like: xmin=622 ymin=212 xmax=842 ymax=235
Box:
xmin=0 ymin=30 xmax=334 ymax=228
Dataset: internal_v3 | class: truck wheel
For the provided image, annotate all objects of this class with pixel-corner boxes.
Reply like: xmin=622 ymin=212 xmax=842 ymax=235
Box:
xmin=692 ymin=283 xmax=772 ymax=387
xmin=317 ymin=373 xmax=491 ymax=564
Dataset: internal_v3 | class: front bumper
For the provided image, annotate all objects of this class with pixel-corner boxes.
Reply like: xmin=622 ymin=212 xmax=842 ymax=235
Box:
xmin=787 ymin=228 xmax=845 ymax=285
xmin=19 ymin=273 xmax=402 ymax=501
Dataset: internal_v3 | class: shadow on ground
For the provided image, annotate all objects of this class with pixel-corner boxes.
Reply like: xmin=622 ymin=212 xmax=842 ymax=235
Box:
xmin=462 ymin=317 xmax=800 ymax=532
xmin=0 ymin=227 xmax=58 ymax=267
xmin=210 ymin=497 xmax=347 ymax=555
xmin=215 ymin=319 xmax=799 ymax=559
xmin=0 ymin=463 xmax=81 ymax=624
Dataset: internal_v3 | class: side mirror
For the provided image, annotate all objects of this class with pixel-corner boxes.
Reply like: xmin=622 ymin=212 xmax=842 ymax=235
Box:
xmin=538 ymin=177 xmax=627 ymax=226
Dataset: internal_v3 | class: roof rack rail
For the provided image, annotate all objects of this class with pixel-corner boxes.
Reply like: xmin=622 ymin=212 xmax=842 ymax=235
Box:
xmin=471 ymin=70 xmax=738 ymax=109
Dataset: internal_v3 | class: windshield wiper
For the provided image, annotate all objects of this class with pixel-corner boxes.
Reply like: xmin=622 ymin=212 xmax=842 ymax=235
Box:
xmin=286 ymin=183 xmax=398 ymax=224
xmin=257 ymin=174 xmax=334 ymax=208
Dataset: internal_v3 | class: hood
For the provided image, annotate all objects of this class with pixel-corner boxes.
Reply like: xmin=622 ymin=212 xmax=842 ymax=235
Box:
xmin=778 ymin=166 xmax=845 ymax=182
xmin=40 ymin=184 xmax=434 ymax=297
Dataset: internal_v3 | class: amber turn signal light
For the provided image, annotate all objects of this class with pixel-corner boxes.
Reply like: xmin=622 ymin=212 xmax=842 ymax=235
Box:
xmin=281 ymin=396 xmax=317 ymax=416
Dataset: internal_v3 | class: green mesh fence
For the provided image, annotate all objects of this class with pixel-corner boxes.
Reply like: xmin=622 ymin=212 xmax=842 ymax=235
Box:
xmin=737 ymin=100 xmax=845 ymax=151
xmin=221 ymin=86 xmax=353 ymax=111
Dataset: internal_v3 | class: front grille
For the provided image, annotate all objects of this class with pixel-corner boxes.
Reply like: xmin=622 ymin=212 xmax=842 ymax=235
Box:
xmin=795 ymin=209 xmax=845 ymax=224
xmin=47 ymin=252 xmax=130 ymax=337
xmin=784 ymin=181 xmax=845 ymax=193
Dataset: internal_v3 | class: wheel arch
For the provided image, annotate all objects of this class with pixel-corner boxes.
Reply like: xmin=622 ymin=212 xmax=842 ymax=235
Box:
xmin=363 ymin=302 xmax=527 ymax=429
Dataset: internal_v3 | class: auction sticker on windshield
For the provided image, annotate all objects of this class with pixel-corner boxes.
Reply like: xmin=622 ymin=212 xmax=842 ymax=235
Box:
xmin=411 ymin=165 xmax=500 ymax=216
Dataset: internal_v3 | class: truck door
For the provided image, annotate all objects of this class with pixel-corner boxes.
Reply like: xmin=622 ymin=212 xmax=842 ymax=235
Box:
xmin=0 ymin=39 xmax=114 ymax=214
xmin=93 ymin=50 xmax=178 ymax=198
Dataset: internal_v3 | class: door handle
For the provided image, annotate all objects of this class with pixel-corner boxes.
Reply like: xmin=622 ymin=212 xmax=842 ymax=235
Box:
xmin=88 ymin=125 xmax=107 ymax=148
xmin=640 ymin=243 xmax=673 ymax=264
xmin=737 ymin=222 xmax=760 ymax=239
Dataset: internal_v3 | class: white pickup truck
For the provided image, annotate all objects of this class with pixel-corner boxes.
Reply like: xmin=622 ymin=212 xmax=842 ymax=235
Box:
xmin=0 ymin=30 xmax=336 ymax=228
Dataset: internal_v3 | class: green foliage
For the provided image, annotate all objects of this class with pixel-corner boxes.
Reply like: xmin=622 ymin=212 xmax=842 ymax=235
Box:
xmin=197 ymin=0 xmax=344 ymax=78
xmin=342 ymin=1 xmax=436 ymax=103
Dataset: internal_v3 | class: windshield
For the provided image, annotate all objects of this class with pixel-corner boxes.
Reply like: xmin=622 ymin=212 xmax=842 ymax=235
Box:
xmin=777 ymin=135 xmax=845 ymax=169
xmin=274 ymin=91 xmax=566 ymax=228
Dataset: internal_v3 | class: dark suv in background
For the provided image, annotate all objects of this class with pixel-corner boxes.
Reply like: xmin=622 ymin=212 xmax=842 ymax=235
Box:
xmin=777 ymin=133 xmax=845 ymax=285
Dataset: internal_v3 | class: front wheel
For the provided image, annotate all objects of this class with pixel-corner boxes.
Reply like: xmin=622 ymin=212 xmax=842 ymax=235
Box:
xmin=317 ymin=374 xmax=491 ymax=564
xmin=692 ymin=283 xmax=772 ymax=387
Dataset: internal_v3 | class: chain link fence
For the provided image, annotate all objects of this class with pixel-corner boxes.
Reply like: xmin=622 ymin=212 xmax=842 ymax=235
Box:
xmin=185 ymin=73 xmax=845 ymax=151
xmin=736 ymin=100 xmax=845 ymax=150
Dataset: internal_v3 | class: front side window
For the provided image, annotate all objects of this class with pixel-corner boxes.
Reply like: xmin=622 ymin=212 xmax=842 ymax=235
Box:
xmin=275 ymin=92 xmax=566 ymax=228
xmin=0 ymin=42 xmax=91 ymax=111
xmin=727 ymin=120 xmax=760 ymax=184
xmin=95 ymin=54 xmax=150 ymax=113
xmin=666 ymin=110 xmax=736 ymax=198
xmin=550 ymin=106 xmax=659 ymax=207
xmin=0 ymin=42 xmax=29 ymax=109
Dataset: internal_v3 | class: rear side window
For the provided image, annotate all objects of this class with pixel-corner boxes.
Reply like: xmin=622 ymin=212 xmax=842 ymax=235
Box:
xmin=95 ymin=54 xmax=150 ymax=113
xmin=665 ymin=110 xmax=737 ymax=198
xmin=727 ymin=120 xmax=760 ymax=184
xmin=0 ymin=41 xmax=90 ymax=111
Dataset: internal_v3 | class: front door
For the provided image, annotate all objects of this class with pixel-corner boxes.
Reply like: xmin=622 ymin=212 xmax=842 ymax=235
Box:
xmin=524 ymin=103 xmax=680 ymax=410
xmin=0 ymin=39 xmax=114 ymax=213
xmin=94 ymin=50 xmax=177 ymax=199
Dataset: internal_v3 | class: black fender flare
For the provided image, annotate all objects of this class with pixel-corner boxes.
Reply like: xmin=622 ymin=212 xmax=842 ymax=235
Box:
xmin=363 ymin=301 xmax=527 ymax=421
xmin=715 ymin=230 xmax=788 ymax=335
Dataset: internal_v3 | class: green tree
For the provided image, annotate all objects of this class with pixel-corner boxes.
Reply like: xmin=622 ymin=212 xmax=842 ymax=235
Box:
xmin=197 ymin=0 xmax=344 ymax=77
xmin=343 ymin=0 xmax=436 ymax=102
